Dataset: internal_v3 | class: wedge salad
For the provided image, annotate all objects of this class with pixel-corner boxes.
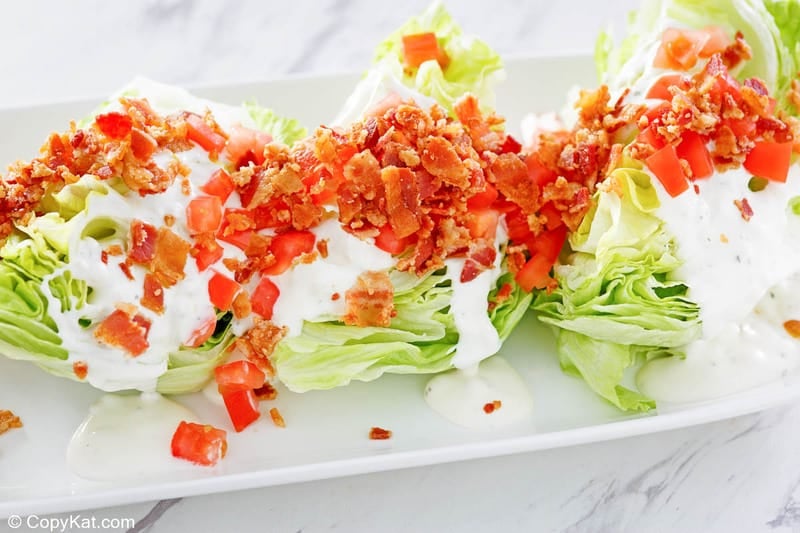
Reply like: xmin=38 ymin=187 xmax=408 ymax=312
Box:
xmin=3 ymin=0 xmax=800 ymax=470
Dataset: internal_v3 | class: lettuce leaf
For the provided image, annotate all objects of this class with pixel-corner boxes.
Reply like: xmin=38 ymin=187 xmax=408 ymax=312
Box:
xmin=244 ymin=101 xmax=307 ymax=145
xmin=372 ymin=2 xmax=504 ymax=113
xmin=533 ymin=168 xmax=700 ymax=411
xmin=596 ymin=0 xmax=800 ymax=111
xmin=273 ymin=271 xmax=531 ymax=392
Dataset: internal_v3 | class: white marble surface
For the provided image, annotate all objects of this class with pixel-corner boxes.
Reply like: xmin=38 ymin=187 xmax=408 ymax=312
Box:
xmin=2 ymin=1 xmax=799 ymax=532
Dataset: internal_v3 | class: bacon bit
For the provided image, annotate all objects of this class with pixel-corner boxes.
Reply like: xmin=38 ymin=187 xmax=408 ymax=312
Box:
xmin=254 ymin=382 xmax=278 ymax=401
xmin=269 ymin=407 xmax=286 ymax=428
xmin=94 ymin=308 xmax=151 ymax=356
xmin=141 ymin=273 xmax=165 ymax=314
xmin=790 ymin=80 xmax=800 ymax=115
xmin=107 ymin=244 xmax=124 ymax=256
xmin=316 ymin=238 xmax=329 ymax=258
xmin=694 ymin=184 xmax=701 ymax=195
xmin=382 ymin=166 xmax=421 ymax=238
xmin=231 ymin=290 xmax=252 ymax=319
xmin=734 ymin=198 xmax=753 ymax=221
xmin=720 ymin=233 xmax=729 ymax=243
xmin=72 ymin=361 xmax=89 ymax=380
xmin=331 ymin=292 xmax=341 ymax=301
xmin=343 ymin=271 xmax=395 ymax=327
xmin=128 ymin=220 xmax=158 ymax=264
xmin=0 ymin=410 xmax=22 ymax=435
xmin=151 ymin=227 xmax=191 ymax=287
xmin=369 ymin=427 xmax=392 ymax=440
xmin=118 ymin=261 xmax=134 ymax=280
xmin=100 ymin=250 xmax=109 ymax=264
xmin=483 ymin=400 xmax=502 ymax=414
xmin=237 ymin=319 xmax=285 ymax=375
xmin=163 ymin=214 xmax=176 ymax=227
xmin=130 ymin=128 xmax=158 ymax=160
xmin=784 ymin=320 xmax=800 ymax=338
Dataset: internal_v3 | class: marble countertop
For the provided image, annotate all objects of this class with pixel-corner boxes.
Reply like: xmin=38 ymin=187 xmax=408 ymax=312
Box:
xmin=2 ymin=1 xmax=799 ymax=532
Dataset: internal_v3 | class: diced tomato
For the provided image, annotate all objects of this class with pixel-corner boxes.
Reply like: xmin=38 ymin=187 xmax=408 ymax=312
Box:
xmin=185 ymin=113 xmax=227 ymax=155
xmin=636 ymin=125 xmax=667 ymax=150
xmin=251 ymin=277 xmax=280 ymax=319
xmin=374 ymin=224 xmax=410 ymax=255
xmin=201 ymin=169 xmax=235 ymax=203
xmin=467 ymin=182 xmax=499 ymax=209
xmin=261 ymin=231 xmax=316 ymax=276
xmin=528 ymin=226 xmax=567 ymax=263
xmin=186 ymin=196 xmax=223 ymax=234
xmin=675 ymin=131 xmax=714 ymax=179
xmin=128 ymin=220 xmax=158 ymax=264
xmin=222 ymin=389 xmax=261 ymax=432
xmin=217 ymin=209 xmax=254 ymax=250
xmin=505 ymin=208 xmax=532 ymax=242
xmin=171 ymin=421 xmax=227 ymax=466
xmin=252 ymin=202 xmax=290 ymax=230
xmin=721 ymin=117 xmax=755 ymax=138
xmin=224 ymin=124 xmax=272 ymax=166
xmin=184 ymin=315 xmax=217 ymax=348
xmin=500 ymin=135 xmax=523 ymax=154
xmin=525 ymin=154 xmax=557 ymax=187
xmin=218 ymin=229 xmax=253 ymax=251
xmin=214 ymin=360 xmax=266 ymax=396
xmin=645 ymin=144 xmax=689 ymax=197
xmin=402 ymin=32 xmax=448 ymax=70
xmin=95 ymin=112 xmax=133 ymax=140
xmin=193 ymin=240 xmax=224 ymax=271
xmin=646 ymin=74 xmax=690 ymax=101
xmin=130 ymin=128 xmax=158 ymax=160
xmin=539 ymin=203 xmax=564 ymax=231
xmin=743 ymin=141 xmax=793 ymax=183
xmin=654 ymin=28 xmax=707 ymax=71
xmin=466 ymin=209 xmax=499 ymax=240
xmin=699 ymin=25 xmax=731 ymax=57
xmin=515 ymin=254 xmax=555 ymax=293
xmin=208 ymin=272 xmax=240 ymax=312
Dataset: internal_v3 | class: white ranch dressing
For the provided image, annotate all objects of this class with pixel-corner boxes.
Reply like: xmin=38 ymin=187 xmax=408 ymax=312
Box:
xmin=637 ymin=165 xmax=800 ymax=402
xmin=67 ymin=393 xmax=200 ymax=481
xmin=424 ymin=356 xmax=533 ymax=429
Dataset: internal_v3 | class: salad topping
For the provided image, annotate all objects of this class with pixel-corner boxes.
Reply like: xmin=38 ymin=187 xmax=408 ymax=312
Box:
xmin=0 ymin=410 xmax=22 ymax=435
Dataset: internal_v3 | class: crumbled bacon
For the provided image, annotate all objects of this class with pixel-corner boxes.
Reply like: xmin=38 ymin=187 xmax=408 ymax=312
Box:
xmin=94 ymin=308 xmax=151 ymax=356
xmin=254 ymin=382 xmax=278 ymax=401
xmin=231 ymin=290 xmax=252 ymax=319
xmin=343 ymin=271 xmax=395 ymax=327
xmin=269 ymin=407 xmax=286 ymax=428
xmin=483 ymin=400 xmax=502 ymax=414
xmin=72 ymin=361 xmax=89 ymax=380
xmin=141 ymin=273 xmax=165 ymax=314
xmin=128 ymin=220 xmax=158 ymax=264
xmin=236 ymin=319 xmax=286 ymax=375
xmin=784 ymin=320 xmax=800 ymax=339
xmin=0 ymin=410 xmax=22 ymax=435
xmin=734 ymin=198 xmax=753 ymax=221
xmin=151 ymin=227 xmax=191 ymax=287
xmin=118 ymin=261 xmax=134 ymax=280
xmin=369 ymin=426 xmax=392 ymax=440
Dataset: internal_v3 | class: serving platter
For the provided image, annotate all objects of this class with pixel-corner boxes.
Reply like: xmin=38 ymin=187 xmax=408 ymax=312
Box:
xmin=2 ymin=55 xmax=800 ymax=519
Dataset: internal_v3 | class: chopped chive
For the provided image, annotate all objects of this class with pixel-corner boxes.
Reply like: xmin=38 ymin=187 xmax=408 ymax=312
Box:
xmin=748 ymin=176 xmax=768 ymax=192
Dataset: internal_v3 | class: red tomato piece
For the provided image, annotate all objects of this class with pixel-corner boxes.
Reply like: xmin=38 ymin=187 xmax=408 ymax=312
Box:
xmin=222 ymin=389 xmax=261 ymax=432
xmin=225 ymin=124 xmax=272 ymax=167
xmin=654 ymin=28 xmax=707 ymax=71
xmin=676 ymin=131 xmax=714 ymax=179
xmin=185 ymin=113 xmax=227 ymax=155
xmin=130 ymin=128 xmax=158 ymax=160
xmin=193 ymin=240 xmax=224 ymax=272
xmin=214 ymin=360 xmax=266 ymax=396
xmin=251 ymin=277 xmax=280 ymax=319
xmin=539 ymin=203 xmax=564 ymax=231
xmin=645 ymin=144 xmax=690 ymax=197
xmin=185 ymin=315 xmax=217 ymax=348
xmin=505 ymin=208 xmax=532 ymax=243
xmin=467 ymin=182 xmax=499 ymax=210
xmin=201 ymin=169 xmax=235 ymax=203
xmin=500 ymin=135 xmax=523 ymax=154
xmin=528 ymin=226 xmax=567 ymax=263
xmin=637 ymin=125 xmax=667 ymax=150
xmin=402 ymin=32 xmax=448 ymax=69
xmin=743 ymin=141 xmax=793 ymax=183
xmin=261 ymin=231 xmax=316 ymax=276
xmin=186 ymin=196 xmax=223 ymax=234
xmin=646 ymin=74 xmax=690 ymax=100
xmin=644 ymin=101 xmax=672 ymax=124
xmin=374 ymin=224 xmax=410 ymax=255
xmin=515 ymin=254 xmax=555 ymax=293
xmin=466 ymin=209 xmax=499 ymax=240
xmin=95 ymin=112 xmax=133 ymax=140
xmin=208 ymin=272 xmax=240 ymax=312
xmin=171 ymin=421 xmax=227 ymax=466
xmin=699 ymin=26 xmax=731 ymax=57
xmin=525 ymin=154 xmax=557 ymax=187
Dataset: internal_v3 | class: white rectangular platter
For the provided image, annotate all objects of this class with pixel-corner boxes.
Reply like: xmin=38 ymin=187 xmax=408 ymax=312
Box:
xmin=2 ymin=55 xmax=800 ymax=518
